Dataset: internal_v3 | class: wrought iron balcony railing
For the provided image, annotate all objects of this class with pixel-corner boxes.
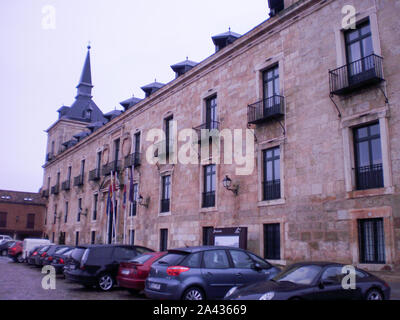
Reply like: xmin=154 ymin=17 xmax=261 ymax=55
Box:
xmin=160 ymin=199 xmax=170 ymax=213
xmin=329 ymin=54 xmax=384 ymax=95
xmin=247 ymin=95 xmax=284 ymax=124
xmin=102 ymin=161 xmax=122 ymax=176
xmin=355 ymin=163 xmax=384 ymax=190
xmin=202 ymin=191 xmax=216 ymax=208
xmin=263 ymin=180 xmax=281 ymax=201
xmin=61 ymin=180 xmax=70 ymax=191
xmin=50 ymin=184 xmax=59 ymax=195
xmin=124 ymin=153 xmax=141 ymax=168
xmin=73 ymin=175 xmax=84 ymax=187
xmin=89 ymin=168 xmax=101 ymax=181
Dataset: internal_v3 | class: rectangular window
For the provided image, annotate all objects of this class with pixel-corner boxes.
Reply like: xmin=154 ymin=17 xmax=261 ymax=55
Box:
xmin=345 ymin=20 xmax=373 ymax=79
xmin=129 ymin=229 xmax=135 ymax=245
xmin=353 ymin=122 xmax=383 ymax=190
xmin=64 ymin=201 xmax=68 ymax=223
xmin=80 ymin=160 xmax=85 ymax=177
xmin=160 ymin=229 xmax=168 ymax=251
xmin=203 ymin=227 xmax=214 ymax=246
xmin=205 ymin=96 xmax=218 ymax=129
xmin=59 ymin=232 xmax=65 ymax=245
xmin=202 ymin=164 xmax=216 ymax=208
xmin=262 ymin=65 xmax=280 ymax=114
xmin=91 ymin=231 xmax=96 ymax=245
xmin=264 ymin=223 xmax=281 ymax=260
xmin=358 ymin=218 xmax=385 ymax=264
xmin=96 ymin=152 xmax=102 ymax=171
xmin=262 ymin=147 xmax=281 ymax=201
xmin=0 ymin=212 xmax=7 ymax=228
xmin=52 ymin=232 xmax=55 ymax=243
xmin=26 ymin=214 xmax=35 ymax=229
xmin=56 ymin=172 xmax=60 ymax=186
xmin=165 ymin=116 xmax=173 ymax=161
xmin=67 ymin=166 xmax=72 ymax=182
xmin=114 ymin=138 xmax=120 ymax=164
xmin=130 ymin=184 xmax=138 ymax=217
xmin=93 ymin=194 xmax=98 ymax=221
xmin=77 ymin=198 xmax=82 ymax=222
xmin=134 ymin=132 xmax=141 ymax=154
xmin=160 ymin=175 xmax=171 ymax=213
xmin=53 ymin=205 xmax=57 ymax=224
xmin=75 ymin=232 xmax=79 ymax=246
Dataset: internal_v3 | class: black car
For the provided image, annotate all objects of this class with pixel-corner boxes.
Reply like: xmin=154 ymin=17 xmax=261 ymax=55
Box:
xmin=64 ymin=245 xmax=154 ymax=291
xmin=29 ymin=245 xmax=51 ymax=266
xmin=224 ymin=262 xmax=391 ymax=300
xmin=26 ymin=245 xmax=46 ymax=264
xmin=51 ymin=247 xmax=75 ymax=274
xmin=145 ymin=246 xmax=281 ymax=300
xmin=41 ymin=245 xmax=71 ymax=266
xmin=0 ymin=240 xmax=16 ymax=256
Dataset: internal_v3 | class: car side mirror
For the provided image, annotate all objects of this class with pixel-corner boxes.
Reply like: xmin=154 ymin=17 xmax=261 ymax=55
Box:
xmin=252 ymin=263 xmax=262 ymax=271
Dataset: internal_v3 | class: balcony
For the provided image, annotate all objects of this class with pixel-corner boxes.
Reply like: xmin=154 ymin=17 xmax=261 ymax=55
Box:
xmin=263 ymin=180 xmax=281 ymax=201
xmin=102 ymin=161 xmax=122 ymax=176
xmin=193 ymin=121 xmax=220 ymax=143
xmin=61 ymin=180 xmax=70 ymax=191
xmin=329 ymin=54 xmax=384 ymax=95
xmin=356 ymin=163 xmax=384 ymax=190
xmin=202 ymin=191 xmax=215 ymax=208
xmin=124 ymin=153 xmax=141 ymax=168
xmin=41 ymin=189 xmax=49 ymax=198
xmin=73 ymin=175 xmax=84 ymax=187
xmin=50 ymin=184 xmax=59 ymax=195
xmin=89 ymin=168 xmax=101 ymax=181
xmin=160 ymin=199 xmax=170 ymax=213
xmin=247 ymin=95 xmax=284 ymax=125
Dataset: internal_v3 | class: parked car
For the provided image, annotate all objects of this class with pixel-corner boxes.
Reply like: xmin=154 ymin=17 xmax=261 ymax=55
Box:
xmin=22 ymin=238 xmax=51 ymax=260
xmin=51 ymin=247 xmax=75 ymax=274
xmin=224 ymin=262 xmax=391 ymax=300
xmin=117 ymin=251 xmax=167 ymax=294
xmin=64 ymin=245 xmax=154 ymax=291
xmin=27 ymin=245 xmax=47 ymax=265
xmin=0 ymin=240 xmax=16 ymax=256
xmin=8 ymin=241 xmax=23 ymax=263
xmin=0 ymin=235 xmax=12 ymax=243
xmin=144 ymin=246 xmax=281 ymax=300
xmin=40 ymin=245 xmax=69 ymax=266
xmin=30 ymin=245 xmax=52 ymax=266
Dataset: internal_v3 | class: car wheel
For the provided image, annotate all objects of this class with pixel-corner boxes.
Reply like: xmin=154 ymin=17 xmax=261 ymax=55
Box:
xmin=98 ymin=274 xmax=114 ymax=292
xmin=365 ymin=288 xmax=383 ymax=300
xmin=16 ymin=254 xmax=24 ymax=263
xmin=182 ymin=287 xmax=205 ymax=300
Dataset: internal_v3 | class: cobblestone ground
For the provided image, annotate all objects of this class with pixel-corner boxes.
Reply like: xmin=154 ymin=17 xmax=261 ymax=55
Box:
xmin=0 ymin=256 xmax=147 ymax=300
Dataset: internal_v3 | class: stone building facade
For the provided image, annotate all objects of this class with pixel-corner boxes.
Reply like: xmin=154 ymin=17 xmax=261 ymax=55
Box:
xmin=41 ymin=0 xmax=400 ymax=271
xmin=0 ymin=190 xmax=46 ymax=239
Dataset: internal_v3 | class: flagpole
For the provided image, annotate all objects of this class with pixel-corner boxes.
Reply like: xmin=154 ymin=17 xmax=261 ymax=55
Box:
xmin=111 ymin=171 xmax=115 ymax=244
xmin=123 ymin=168 xmax=128 ymax=244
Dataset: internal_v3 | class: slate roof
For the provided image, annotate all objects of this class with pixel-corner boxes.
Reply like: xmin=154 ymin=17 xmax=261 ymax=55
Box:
xmin=0 ymin=189 xmax=46 ymax=205
xmin=104 ymin=109 xmax=123 ymax=121
xmin=141 ymin=81 xmax=165 ymax=97
xmin=120 ymin=96 xmax=143 ymax=111
xmin=211 ymin=30 xmax=242 ymax=41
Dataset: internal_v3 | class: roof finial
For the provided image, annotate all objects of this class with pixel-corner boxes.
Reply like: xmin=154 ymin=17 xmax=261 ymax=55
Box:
xmin=229 ymin=26 xmax=231 ymax=32
xmin=87 ymin=40 xmax=91 ymax=50
xmin=186 ymin=56 xmax=188 ymax=61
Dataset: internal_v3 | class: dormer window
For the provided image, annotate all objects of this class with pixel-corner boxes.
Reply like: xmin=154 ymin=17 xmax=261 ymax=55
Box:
xmin=211 ymin=29 xmax=241 ymax=53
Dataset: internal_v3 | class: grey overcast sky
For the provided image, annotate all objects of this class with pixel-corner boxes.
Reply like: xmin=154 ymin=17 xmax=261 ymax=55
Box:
xmin=0 ymin=0 xmax=270 ymax=193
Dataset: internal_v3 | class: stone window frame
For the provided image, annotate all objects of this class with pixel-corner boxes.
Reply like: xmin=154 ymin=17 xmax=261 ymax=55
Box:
xmin=259 ymin=217 xmax=287 ymax=266
xmin=92 ymin=193 xmax=98 ymax=222
xmin=346 ymin=206 xmax=395 ymax=270
xmin=200 ymin=88 xmax=220 ymax=127
xmin=257 ymin=137 xmax=286 ymax=207
xmin=333 ymin=9 xmax=382 ymax=68
xmin=132 ymin=129 xmax=142 ymax=156
xmin=199 ymin=159 xmax=219 ymax=213
xmin=158 ymin=168 xmax=173 ymax=217
xmin=341 ymin=109 xmax=393 ymax=199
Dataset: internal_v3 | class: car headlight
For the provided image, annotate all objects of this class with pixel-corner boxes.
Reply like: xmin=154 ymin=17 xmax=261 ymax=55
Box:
xmin=224 ymin=286 xmax=238 ymax=298
xmin=259 ymin=292 xmax=275 ymax=300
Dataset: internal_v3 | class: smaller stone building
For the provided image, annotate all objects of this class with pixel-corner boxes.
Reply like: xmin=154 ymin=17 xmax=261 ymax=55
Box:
xmin=0 ymin=190 xmax=46 ymax=239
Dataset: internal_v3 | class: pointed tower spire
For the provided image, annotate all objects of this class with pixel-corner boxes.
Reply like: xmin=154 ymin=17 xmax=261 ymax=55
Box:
xmin=76 ymin=44 xmax=93 ymax=99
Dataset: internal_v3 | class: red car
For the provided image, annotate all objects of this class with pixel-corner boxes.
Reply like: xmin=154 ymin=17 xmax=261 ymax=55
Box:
xmin=8 ymin=241 xmax=23 ymax=263
xmin=117 ymin=251 xmax=166 ymax=294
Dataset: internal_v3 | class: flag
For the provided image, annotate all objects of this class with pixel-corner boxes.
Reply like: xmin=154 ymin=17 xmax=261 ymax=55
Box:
xmin=122 ymin=181 xmax=127 ymax=210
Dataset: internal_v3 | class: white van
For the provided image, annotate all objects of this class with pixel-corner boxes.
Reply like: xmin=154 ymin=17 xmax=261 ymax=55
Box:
xmin=23 ymin=238 xmax=51 ymax=259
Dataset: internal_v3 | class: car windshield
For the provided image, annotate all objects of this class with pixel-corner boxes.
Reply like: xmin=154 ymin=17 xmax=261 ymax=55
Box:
xmin=55 ymin=247 xmax=70 ymax=255
xmin=70 ymin=248 xmax=86 ymax=262
xmin=7 ymin=241 xmax=16 ymax=248
xmin=156 ymin=252 xmax=187 ymax=266
xmin=39 ymin=246 xmax=49 ymax=253
xmin=272 ymin=265 xmax=322 ymax=285
xmin=130 ymin=253 xmax=154 ymax=264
